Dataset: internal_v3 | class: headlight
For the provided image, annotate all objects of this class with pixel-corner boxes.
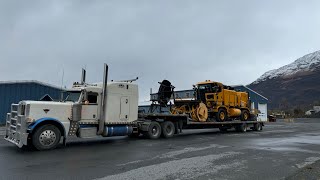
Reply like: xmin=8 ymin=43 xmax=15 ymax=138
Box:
xmin=26 ymin=117 xmax=35 ymax=123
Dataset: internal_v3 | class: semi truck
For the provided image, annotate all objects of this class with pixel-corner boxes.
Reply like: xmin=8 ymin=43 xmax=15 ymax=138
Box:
xmin=4 ymin=64 xmax=265 ymax=151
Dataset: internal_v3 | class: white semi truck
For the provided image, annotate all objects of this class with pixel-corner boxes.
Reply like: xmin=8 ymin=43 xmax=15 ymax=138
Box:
xmin=4 ymin=64 xmax=265 ymax=150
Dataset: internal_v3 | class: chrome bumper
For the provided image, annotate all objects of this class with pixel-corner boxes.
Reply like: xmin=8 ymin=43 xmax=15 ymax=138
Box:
xmin=4 ymin=104 xmax=28 ymax=148
xmin=4 ymin=134 xmax=28 ymax=148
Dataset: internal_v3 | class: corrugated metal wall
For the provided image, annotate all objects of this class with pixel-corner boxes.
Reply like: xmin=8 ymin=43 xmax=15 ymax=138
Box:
xmin=233 ymin=86 xmax=268 ymax=109
xmin=0 ymin=82 xmax=62 ymax=124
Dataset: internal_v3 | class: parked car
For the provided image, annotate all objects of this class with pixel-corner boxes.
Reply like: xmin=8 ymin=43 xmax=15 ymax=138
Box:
xmin=268 ymin=115 xmax=276 ymax=122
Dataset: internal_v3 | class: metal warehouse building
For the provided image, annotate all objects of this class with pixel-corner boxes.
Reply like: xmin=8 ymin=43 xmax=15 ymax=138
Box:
xmin=0 ymin=81 xmax=63 ymax=124
xmin=233 ymin=85 xmax=268 ymax=121
xmin=139 ymin=85 xmax=268 ymax=121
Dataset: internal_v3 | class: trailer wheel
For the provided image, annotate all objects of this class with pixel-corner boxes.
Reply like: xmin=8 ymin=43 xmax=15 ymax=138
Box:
xmin=32 ymin=124 xmax=61 ymax=151
xmin=253 ymin=123 xmax=262 ymax=131
xmin=216 ymin=109 xmax=228 ymax=122
xmin=145 ymin=122 xmax=162 ymax=139
xmin=236 ymin=123 xmax=247 ymax=132
xmin=240 ymin=110 xmax=250 ymax=121
xmin=161 ymin=121 xmax=175 ymax=138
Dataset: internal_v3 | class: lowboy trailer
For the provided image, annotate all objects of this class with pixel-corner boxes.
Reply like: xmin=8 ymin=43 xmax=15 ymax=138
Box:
xmin=137 ymin=113 xmax=263 ymax=139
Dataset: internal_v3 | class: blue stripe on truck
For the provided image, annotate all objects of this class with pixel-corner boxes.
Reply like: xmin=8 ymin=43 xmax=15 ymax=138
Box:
xmin=28 ymin=117 xmax=65 ymax=134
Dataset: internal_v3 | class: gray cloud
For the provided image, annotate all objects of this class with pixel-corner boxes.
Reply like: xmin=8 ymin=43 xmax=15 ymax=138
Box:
xmin=1 ymin=0 xmax=320 ymax=101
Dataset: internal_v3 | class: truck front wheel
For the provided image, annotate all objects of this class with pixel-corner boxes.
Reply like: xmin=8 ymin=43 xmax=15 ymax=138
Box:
xmin=32 ymin=124 xmax=61 ymax=151
xmin=161 ymin=121 xmax=175 ymax=138
xmin=216 ymin=109 xmax=228 ymax=122
xmin=145 ymin=122 xmax=162 ymax=139
xmin=240 ymin=110 xmax=250 ymax=121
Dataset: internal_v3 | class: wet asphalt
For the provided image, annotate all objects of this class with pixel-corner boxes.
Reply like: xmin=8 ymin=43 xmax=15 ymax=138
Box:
xmin=0 ymin=118 xmax=320 ymax=180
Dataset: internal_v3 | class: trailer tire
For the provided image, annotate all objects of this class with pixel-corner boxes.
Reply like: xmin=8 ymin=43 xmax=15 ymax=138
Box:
xmin=259 ymin=123 xmax=263 ymax=131
xmin=145 ymin=122 xmax=162 ymax=139
xmin=253 ymin=123 xmax=262 ymax=131
xmin=236 ymin=123 xmax=247 ymax=132
xmin=161 ymin=121 xmax=175 ymax=138
xmin=32 ymin=124 xmax=61 ymax=151
xmin=216 ymin=108 xmax=228 ymax=122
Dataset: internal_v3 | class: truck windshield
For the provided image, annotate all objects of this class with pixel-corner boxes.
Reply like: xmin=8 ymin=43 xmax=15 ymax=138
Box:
xmin=198 ymin=84 xmax=209 ymax=90
xmin=65 ymin=91 xmax=81 ymax=102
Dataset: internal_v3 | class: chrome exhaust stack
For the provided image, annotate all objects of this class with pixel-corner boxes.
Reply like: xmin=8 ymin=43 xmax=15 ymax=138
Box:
xmin=98 ymin=64 xmax=108 ymax=135
xmin=81 ymin=68 xmax=86 ymax=84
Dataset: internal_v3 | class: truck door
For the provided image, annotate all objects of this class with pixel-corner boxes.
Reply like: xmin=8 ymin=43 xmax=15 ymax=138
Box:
xmin=81 ymin=92 xmax=99 ymax=120
xmin=120 ymin=96 xmax=130 ymax=121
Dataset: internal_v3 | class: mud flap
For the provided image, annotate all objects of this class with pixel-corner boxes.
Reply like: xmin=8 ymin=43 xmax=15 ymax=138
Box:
xmin=63 ymin=137 xmax=67 ymax=146
xmin=139 ymin=122 xmax=151 ymax=132
xmin=175 ymin=120 xmax=183 ymax=134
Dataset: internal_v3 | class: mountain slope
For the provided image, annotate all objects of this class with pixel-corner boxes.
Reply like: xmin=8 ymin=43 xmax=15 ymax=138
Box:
xmin=249 ymin=50 xmax=320 ymax=110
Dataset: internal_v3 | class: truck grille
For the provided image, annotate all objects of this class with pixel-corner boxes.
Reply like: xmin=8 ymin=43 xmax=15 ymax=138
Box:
xmin=5 ymin=104 xmax=27 ymax=148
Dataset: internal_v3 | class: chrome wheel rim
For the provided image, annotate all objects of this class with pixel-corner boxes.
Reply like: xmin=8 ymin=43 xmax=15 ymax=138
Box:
xmin=244 ymin=113 xmax=248 ymax=120
xmin=152 ymin=126 xmax=158 ymax=136
xmin=166 ymin=125 xmax=172 ymax=134
xmin=39 ymin=130 xmax=56 ymax=146
xmin=220 ymin=112 xmax=225 ymax=120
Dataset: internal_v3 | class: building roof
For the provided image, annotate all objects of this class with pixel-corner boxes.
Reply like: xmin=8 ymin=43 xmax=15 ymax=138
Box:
xmin=0 ymin=80 xmax=64 ymax=90
xmin=232 ymin=85 xmax=268 ymax=101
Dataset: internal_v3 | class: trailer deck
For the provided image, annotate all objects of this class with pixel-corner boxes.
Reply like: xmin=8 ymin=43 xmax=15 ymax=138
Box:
xmin=136 ymin=112 xmax=264 ymax=139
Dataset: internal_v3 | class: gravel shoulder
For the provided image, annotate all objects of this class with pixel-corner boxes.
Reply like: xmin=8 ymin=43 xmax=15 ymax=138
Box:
xmin=286 ymin=160 xmax=320 ymax=180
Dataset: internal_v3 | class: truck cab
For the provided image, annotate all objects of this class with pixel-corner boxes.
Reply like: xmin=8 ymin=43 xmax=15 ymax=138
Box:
xmin=4 ymin=65 xmax=139 ymax=150
xmin=69 ymin=84 xmax=102 ymax=123
xmin=195 ymin=80 xmax=250 ymax=121
xmin=196 ymin=81 xmax=223 ymax=104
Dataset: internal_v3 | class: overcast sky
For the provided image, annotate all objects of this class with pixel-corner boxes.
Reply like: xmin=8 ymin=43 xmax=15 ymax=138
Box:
xmin=1 ymin=0 xmax=320 ymax=101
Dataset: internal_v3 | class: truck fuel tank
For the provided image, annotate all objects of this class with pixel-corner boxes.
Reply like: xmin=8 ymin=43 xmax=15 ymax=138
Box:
xmin=228 ymin=108 xmax=241 ymax=117
xmin=102 ymin=125 xmax=133 ymax=137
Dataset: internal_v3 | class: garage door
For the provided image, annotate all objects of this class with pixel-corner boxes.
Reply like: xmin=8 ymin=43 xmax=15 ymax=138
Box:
xmin=258 ymin=103 xmax=268 ymax=122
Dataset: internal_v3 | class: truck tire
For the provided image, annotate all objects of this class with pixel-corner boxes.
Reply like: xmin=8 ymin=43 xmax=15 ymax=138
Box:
xmin=240 ymin=110 xmax=250 ymax=121
xmin=145 ymin=122 xmax=162 ymax=139
xmin=32 ymin=124 xmax=61 ymax=151
xmin=236 ymin=123 xmax=247 ymax=132
xmin=216 ymin=109 xmax=228 ymax=122
xmin=161 ymin=121 xmax=175 ymax=138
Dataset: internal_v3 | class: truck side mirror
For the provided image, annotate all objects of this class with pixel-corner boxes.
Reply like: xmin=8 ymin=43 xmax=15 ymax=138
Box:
xmin=81 ymin=90 xmax=88 ymax=103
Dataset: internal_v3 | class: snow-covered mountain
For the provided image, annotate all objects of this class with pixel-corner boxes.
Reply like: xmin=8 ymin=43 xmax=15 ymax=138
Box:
xmin=253 ymin=50 xmax=320 ymax=84
xmin=249 ymin=50 xmax=320 ymax=110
